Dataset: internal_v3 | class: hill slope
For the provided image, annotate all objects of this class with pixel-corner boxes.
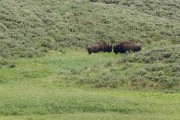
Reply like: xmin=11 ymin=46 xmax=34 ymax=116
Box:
xmin=0 ymin=0 xmax=180 ymax=57
xmin=92 ymin=0 xmax=180 ymax=20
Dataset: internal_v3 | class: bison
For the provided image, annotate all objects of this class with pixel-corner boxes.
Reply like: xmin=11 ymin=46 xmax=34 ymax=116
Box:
xmin=86 ymin=41 xmax=112 ymax=54
xmin=113 ymin=41 xmax=141 ymax=54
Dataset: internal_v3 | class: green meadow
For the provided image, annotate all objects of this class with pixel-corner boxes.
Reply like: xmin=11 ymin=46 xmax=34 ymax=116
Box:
xmin=0 ymin=0 xmax=180 ymax=119
xmin=0 ymin=50 xmax=180 ymax=119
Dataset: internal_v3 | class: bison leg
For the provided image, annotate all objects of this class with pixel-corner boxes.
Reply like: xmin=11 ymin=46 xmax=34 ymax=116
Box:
xmin=119 ymin=49 xmax=126 ymax=53
xmin=114 ymin=52 xmax=118 ymax=54
xmin=88 ymin=51 xmax=92 ymax=54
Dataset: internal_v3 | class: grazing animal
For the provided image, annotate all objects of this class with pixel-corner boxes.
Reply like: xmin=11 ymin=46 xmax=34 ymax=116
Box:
xmin=113 ymin=41 xmax=141 ymax=54
xmin=86 ymin=41 xmax=112 ymax=54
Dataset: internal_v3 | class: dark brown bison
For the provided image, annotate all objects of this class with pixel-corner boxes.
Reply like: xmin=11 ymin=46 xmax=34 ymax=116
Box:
xmin=113 ymin=41 xmax=141 ymax=54
xmin=86 ymin=41 xmax=112 ymax=54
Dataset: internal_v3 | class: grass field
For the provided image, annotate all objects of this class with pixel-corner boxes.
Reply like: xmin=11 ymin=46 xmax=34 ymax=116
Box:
xmin=0 ymin=50 xmax=180 ymax=119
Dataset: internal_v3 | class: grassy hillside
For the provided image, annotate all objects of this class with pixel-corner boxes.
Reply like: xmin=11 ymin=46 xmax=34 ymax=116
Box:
xmin=0 ymin=0 xmax=179 ymax=57
xmin=0 ymin=0 xmax=180 ymax=119
xmin=91 ymin=0 xmax=180 ymax=20
xmin=0 ymin=0 xmax=179 ymax=90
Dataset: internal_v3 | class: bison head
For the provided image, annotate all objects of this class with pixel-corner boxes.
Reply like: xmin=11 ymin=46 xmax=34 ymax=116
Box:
xmin=113 ymin=45 xmax=119 ymax=54
xmin=107 ymin=45 xmax=112 ymax=53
